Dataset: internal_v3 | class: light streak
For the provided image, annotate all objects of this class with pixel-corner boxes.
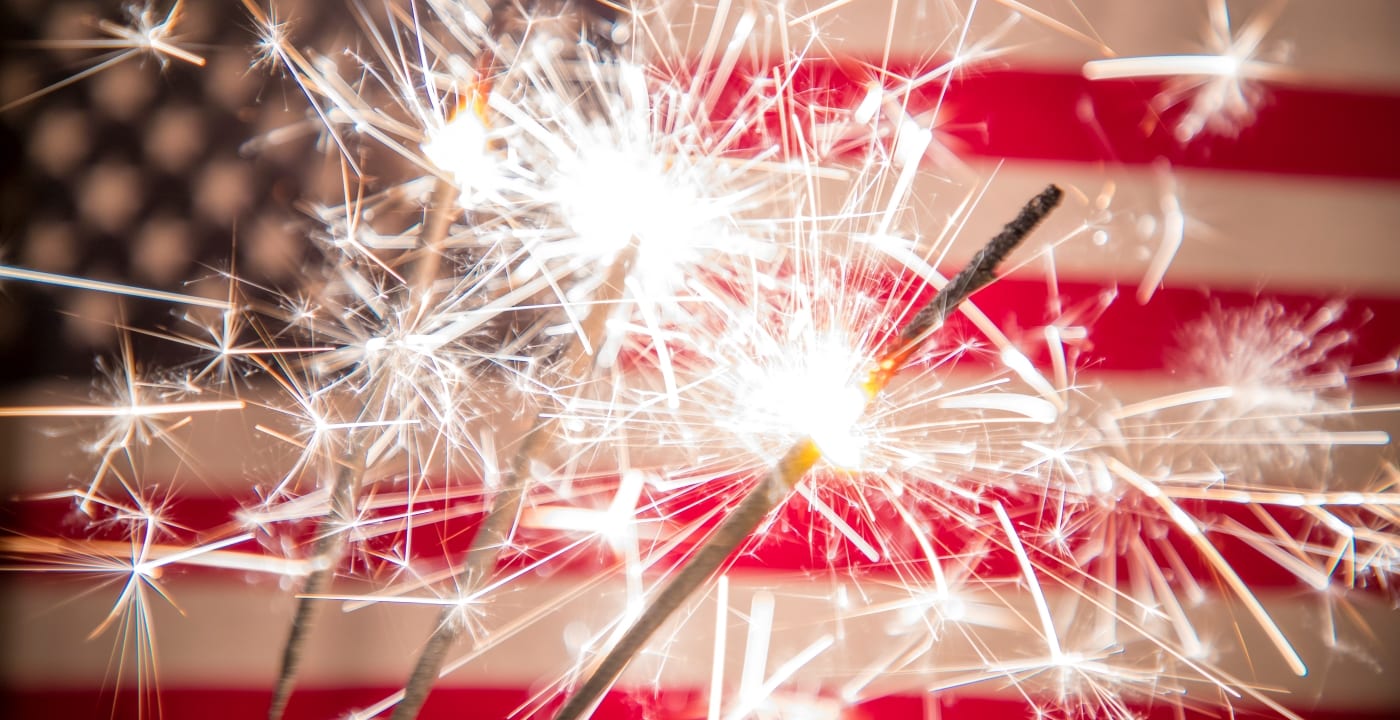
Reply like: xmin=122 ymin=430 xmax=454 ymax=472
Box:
xmin=737 ymin=590 xmax=775 ymax=710
xmin=0 ymin=535 xmax=308 ymax=577
xmin=1108 ymin=458 xmax=1308 ymax=677
xmin=1111 ymin=386 xmax=1235 ymax=420
xmin=1140 ymin=163 xmax=1187 ymax=304
xmin=1082 ymin=0 xmax=1293 ymax=142
xmin=993 ymin=501 xmax=1063 ymax=663
xmin=0 ymin=399 xmax=245 ymax=418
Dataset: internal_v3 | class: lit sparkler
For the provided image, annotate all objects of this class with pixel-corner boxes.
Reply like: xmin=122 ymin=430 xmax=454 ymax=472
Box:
xmin=1 ymin=2 xmax=1397 ymax=720
xmin=553 ymin=185 xmax=1066 ymax=720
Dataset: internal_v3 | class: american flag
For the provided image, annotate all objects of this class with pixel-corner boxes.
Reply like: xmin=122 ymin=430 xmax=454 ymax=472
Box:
xmin=2 ymin=1 xmax=1398 ymax=719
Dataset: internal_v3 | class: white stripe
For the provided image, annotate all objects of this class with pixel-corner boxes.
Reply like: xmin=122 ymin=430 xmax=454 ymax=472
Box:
xmin=665 ymin=0 xmax=1400 ymax=90
xmin=5 ymin=574 xmax=1397 ymax=711
xmin=836 ymin=162 xmax=1400 ymax=295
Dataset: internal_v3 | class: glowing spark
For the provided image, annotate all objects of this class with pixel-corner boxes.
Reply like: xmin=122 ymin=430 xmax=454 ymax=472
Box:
xmin=0 ymin=0 xmax=205 ymax=112
xmin=1108 ymin=458 xmax=1309 ymax=677
xmin=0 ymin=265 xmax=233 ymax=309
xmin=993 ymin=502 xmax=1063 ymax=662
xmin=6 ymin=3 xmax=1398 ymax=720
xmin=422 ymin=98 xmax=498 ymax=203
xmin=0 ymin=400 xmax=245 ymax=419
xmin=937 ymin=392 xmax=1058 ymax=424
xmin=1140 ymin=164 xmax=1186 ymax=304
xmin=1110 ymin=385 xmax=1235 ymax=420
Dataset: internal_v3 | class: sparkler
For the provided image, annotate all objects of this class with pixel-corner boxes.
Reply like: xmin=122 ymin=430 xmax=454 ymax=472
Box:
xmin=553 ymin=185 xmax=1065 ymax=720
xmin=2 ymin=1 xmax=1398 ymax=720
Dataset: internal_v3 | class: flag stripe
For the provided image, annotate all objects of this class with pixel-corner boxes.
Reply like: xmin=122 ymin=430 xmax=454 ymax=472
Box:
xmin=5 ymin=575 xmax=1398 ymax=713
xmin=748 ymin=61 xmax=1400 ymax=180
xmin=9 ymin=366 xmax=1397 ymax=593
xmin=6 ymin=688 xmax=1399 ymax=720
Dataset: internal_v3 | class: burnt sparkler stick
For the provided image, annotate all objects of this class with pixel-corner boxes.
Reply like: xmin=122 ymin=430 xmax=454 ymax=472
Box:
xmin=553 ymin=184 xmax=1064 ymax=720
xmin=269 ymin=181 xmax=460 ymax=720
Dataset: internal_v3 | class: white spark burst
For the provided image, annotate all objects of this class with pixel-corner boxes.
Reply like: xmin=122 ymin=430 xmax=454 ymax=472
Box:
xmin=1082 ymin=0 xmax=1294 ymax=142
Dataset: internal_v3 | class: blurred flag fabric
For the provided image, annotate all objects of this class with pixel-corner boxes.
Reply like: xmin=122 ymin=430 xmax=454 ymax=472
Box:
xmin=2 ymin=1 xmax=1399 ymax=719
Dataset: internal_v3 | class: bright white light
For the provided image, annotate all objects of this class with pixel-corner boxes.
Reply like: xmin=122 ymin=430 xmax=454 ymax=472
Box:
xmin=552 ymin=136 xmax=717 ymax=297
xmin=744 ymin=338 xmax=870 ymax=469
xmin=853 ymin=83 xmax=882 ymax=125
xmin=422 ymin=110 xmax=497 ymax=203
xmin=939 ymin=392 xmax=1058 ymax=424
xmin=811 ymin=384 xmax=869 ymax=468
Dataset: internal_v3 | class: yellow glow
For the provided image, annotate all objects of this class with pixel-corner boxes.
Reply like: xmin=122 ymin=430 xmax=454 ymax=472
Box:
xmin=553 ymin=138 xmax=713 ymax=290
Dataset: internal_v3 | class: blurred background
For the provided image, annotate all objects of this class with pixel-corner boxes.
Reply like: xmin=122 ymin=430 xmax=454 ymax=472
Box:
xmin=0 ymin=0 xmax=336 ymax=385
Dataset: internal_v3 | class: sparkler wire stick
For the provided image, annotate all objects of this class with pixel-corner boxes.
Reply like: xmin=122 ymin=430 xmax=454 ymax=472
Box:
xmin=269 ymin=459 xmax=363 ymax=720
xmin=391 ymin=243 xmax=640 ymax=720
xmin=553 ymin=184 xmax=1064 ymax=720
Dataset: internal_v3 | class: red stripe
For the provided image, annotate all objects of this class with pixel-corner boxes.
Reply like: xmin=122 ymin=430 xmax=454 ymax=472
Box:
xmin=955 ymin=279 xmax=1400 ymax=379
xmin=4 ymin=686 xmax=1392 ymax=720
xmin=818 ymin=268 xmax=1399 ymax=383
xmin=631 ymin=270 xmax=1399 ymax=385
xmin=5 ymin=279 xmax=1394 ymax=591
xmin=725 ymin=60 xmax=1400 ymax=179
xmin=7 ymin=475 xmax=1389 ymax=593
